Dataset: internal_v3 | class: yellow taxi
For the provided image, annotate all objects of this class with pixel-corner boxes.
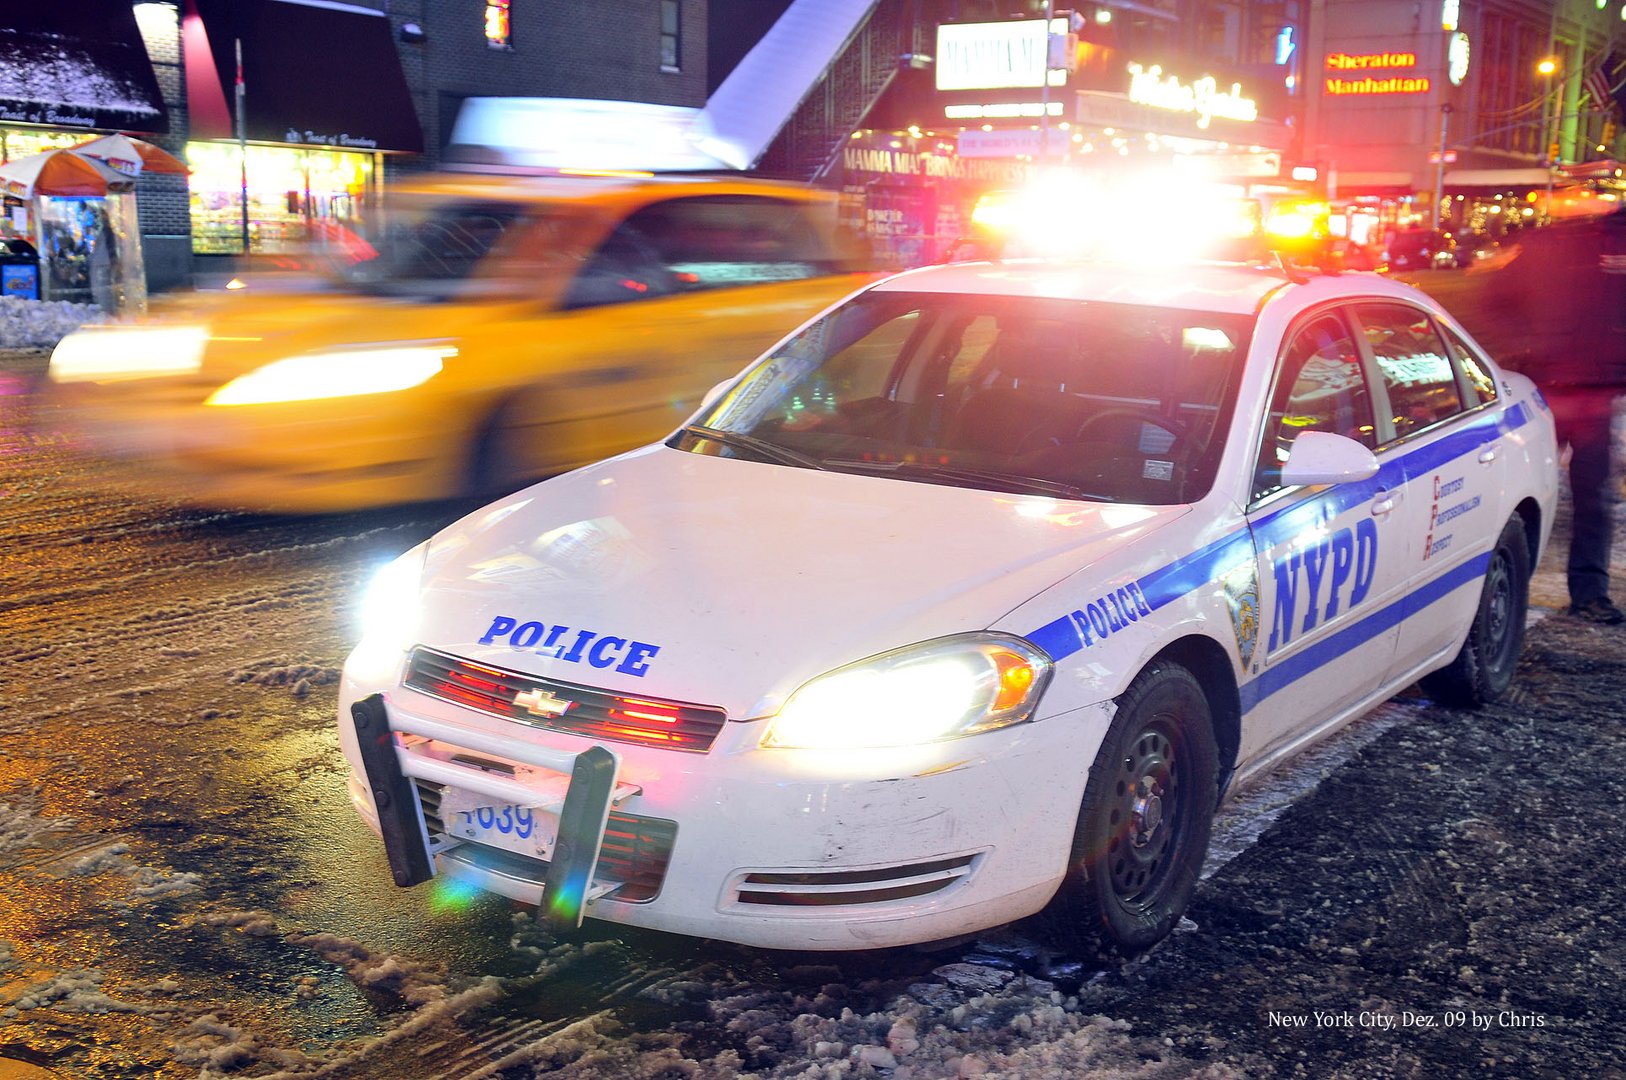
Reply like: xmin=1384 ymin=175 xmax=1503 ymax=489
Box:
xmin=43 ymin=173 xmax=876 ymax=512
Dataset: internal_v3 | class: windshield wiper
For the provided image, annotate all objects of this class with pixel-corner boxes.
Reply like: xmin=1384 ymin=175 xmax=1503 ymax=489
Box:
xmin=681 ymin=426 xmax=826 ymax=470
xmin=825 ymin=458 xmax=1101 ymax=500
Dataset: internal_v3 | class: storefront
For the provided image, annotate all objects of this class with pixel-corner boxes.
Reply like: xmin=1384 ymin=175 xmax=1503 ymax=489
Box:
xmin=182 ymin=0 xmax=420 ymax=261
xmin=839 ymin=18 xmax=1294 ymax=267
xmin=0 ymin=1 xmax=172 ymax=303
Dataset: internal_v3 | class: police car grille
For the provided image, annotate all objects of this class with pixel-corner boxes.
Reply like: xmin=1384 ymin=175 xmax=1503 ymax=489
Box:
xmin=405 ymin=647 xmax=727 ymax=753
xmin=734 ymin=854 xmax=978 ymax=907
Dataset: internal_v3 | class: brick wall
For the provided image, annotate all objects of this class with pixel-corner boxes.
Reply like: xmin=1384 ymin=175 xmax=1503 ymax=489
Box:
xmin=132 ymin=0 xmax=191 ymax=293
xmin=387 ymin=0 xmax=709 ymax=172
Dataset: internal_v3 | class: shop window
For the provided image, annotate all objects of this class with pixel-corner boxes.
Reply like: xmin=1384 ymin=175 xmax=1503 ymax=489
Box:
xmin=486 ymin=0 xmax=513 ymax=50
xmin=186 ymin=142 xmax=375 ymax=258
xmin=1351 ymin=303 xmax=1465 ymax=441
xmin=660 ymin=0 xmax=680 ymax=71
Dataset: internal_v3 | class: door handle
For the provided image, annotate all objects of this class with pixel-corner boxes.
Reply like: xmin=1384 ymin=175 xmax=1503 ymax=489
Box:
xmin=1370 ymin=491 xmax=1395 ymax=516
xmin=1478 ymin=446 xmax=1498 ymax=464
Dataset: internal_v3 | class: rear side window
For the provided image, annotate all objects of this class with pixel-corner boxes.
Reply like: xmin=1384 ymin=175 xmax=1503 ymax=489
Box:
xmin=1351 ymin=302 xmax=1464 ymax=441
xmin=625 ymin=195 xmax=836 ymax=288
xmin=565 ymin=195 xmax=838 ymax=309
xmin=1441 ymin=325 xmax=1499 ymax=406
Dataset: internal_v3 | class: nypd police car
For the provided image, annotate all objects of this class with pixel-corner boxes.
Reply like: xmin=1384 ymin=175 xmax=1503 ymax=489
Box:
xmin=338 ymin=255 xmax=1557 ymax=954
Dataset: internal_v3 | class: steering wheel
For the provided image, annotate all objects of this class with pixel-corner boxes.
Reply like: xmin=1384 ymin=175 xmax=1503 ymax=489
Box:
xmin=1074 ymin=407 xmax=1188 ymax=452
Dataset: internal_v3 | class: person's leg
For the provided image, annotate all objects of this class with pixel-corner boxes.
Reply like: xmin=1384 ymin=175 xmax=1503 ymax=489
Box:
xmin=1549 ymin=388 xmax=1619 ymax=612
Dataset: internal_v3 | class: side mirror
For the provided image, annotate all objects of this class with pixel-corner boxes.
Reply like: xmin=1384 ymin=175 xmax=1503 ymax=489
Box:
xmin=700 ymin=380 xmax=729 ymax=410
xmin=1280 ymin=430 xmax=1379 ymax=487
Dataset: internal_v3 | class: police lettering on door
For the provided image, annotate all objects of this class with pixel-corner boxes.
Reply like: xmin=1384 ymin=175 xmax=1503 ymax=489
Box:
xmin=1267 ymin=519 xmax=1379 ymax=651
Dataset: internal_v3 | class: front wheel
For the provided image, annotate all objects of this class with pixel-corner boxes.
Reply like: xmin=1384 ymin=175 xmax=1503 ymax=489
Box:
xmin=1050 ymin=661 xmax=1219 ymax=955
xmin=1419 ymin=516 xmax=1530 ymax=708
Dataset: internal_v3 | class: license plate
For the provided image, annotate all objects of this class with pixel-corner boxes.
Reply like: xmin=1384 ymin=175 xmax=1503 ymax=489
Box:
xmin=438 ymin=791 xmax=559 ymax=860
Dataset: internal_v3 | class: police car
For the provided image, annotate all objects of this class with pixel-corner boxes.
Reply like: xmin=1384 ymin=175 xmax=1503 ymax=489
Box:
xmin=338 ymin=255 xmax=1557 ymax=954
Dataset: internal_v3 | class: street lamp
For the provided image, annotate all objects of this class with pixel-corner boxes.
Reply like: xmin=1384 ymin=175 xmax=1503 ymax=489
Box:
xmin=1538 ymin=56 xmax=1562 ymax=221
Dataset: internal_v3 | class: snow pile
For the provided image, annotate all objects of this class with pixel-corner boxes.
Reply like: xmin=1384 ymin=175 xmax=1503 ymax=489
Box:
xmin=0 ymin=295 xmax=98 ymax=348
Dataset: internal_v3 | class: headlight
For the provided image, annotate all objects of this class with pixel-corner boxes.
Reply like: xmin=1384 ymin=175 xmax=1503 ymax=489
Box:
xmin=763 ymin=633 xmax=1052 ymax=750
xmin=205 ymin=344 xmax=455 ymax=406
xmin=49 ymin=325 xmax=208 ymax=383
xmin=354 ymin=542 xmax=429 ymax=648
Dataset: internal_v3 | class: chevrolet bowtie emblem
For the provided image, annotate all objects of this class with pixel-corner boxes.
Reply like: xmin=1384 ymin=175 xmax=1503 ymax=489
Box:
xmin=513 ymin=687 xmax=573 ymax=718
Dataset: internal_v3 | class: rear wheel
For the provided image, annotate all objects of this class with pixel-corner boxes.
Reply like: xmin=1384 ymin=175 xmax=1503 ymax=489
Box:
xmin=1051 ymin=661 xmax=1219 ymax=955
xmin=1419 ymin=515 xmax=1530 ymax=708
xmin=467 ymin=391 xmax=557 ymax=501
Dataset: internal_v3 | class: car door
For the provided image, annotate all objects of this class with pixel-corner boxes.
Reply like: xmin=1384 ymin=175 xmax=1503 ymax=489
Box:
xmin=546 ymin=193 xmax=865 ymax=462
xmin=1348 ymin=302 xmax=1504 ymax=673
xmin=1244 ymin=307 xmax=1407 ymax=754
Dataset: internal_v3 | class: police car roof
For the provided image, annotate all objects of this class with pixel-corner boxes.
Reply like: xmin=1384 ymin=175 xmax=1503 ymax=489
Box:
xmin=869 ymin=258 xmax=1373 ymax=317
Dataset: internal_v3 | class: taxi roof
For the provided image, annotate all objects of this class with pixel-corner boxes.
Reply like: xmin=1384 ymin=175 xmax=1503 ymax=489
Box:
xmin=868 ymin=259 xmax=1335 ymax=317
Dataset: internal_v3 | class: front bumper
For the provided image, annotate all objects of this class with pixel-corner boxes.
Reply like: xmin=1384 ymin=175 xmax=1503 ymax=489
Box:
xmin=338 ymin=669 xmax=1111 ymax=951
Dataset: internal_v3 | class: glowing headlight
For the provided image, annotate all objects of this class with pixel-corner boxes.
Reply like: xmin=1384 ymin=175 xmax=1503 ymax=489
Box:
xmin=763 ymin=634 xmax=1052 ymax=750
xmin=49 ymin=325 xmax=208 ymax=383
xmin=355 ymin=542 xmax=429 ymax=645
xmin=205 ymin=344 xmax=455 ymax=406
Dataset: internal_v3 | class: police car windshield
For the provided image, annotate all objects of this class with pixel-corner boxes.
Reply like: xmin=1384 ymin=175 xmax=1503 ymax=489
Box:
xmin=674 ymin=290 xmax=1252 ymax=505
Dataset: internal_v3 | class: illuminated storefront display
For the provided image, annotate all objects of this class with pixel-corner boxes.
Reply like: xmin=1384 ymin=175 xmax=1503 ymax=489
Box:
xmin=186 ymin=142 xmax=374 ymax=256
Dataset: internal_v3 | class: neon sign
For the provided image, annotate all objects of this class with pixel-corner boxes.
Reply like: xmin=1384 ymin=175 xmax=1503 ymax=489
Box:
xmin=1126 ymin=63 xmax=1258 ymax=128
xmin=1323 ymin=52 xmax=1429 ymax=94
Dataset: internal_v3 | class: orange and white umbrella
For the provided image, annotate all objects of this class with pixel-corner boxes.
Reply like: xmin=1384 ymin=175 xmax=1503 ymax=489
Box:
xmin=68 ymin=134 xmax=188 ymax=178
xmin=0 ymin=148 xmax=134 ymax=200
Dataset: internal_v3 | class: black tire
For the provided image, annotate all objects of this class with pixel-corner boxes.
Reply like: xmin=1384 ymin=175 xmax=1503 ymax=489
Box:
xmin=1419 ymin=515 xmax=1530 ymax=708
xmin=1051 ymin=661 xmax=1219 ymax=955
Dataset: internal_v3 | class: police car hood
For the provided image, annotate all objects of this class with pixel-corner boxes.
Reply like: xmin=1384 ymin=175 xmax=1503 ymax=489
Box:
xmin=416 ymin=444 xmax=1190 ymax=719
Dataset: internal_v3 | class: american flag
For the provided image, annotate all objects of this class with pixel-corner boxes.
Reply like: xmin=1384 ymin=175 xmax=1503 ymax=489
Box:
xmin=1585 ymin=61 xmax=1618 ymax=115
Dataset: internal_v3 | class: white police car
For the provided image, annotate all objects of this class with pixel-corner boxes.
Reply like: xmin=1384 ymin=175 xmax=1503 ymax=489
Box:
xmin=338 ymin=256 xmax=1557 ymax=954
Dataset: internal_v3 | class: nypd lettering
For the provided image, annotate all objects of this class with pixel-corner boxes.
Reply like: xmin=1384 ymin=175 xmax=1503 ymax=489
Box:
xmin=479 ymin=616 xmax=660 ymax=677
xmin=1068 ymin=583 xmax=1154 ymax=648
xmin=1267 ymin=519 xmax=1378 ymax=651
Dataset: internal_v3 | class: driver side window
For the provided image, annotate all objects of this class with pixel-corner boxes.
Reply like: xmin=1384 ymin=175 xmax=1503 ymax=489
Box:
xmin=1255 ymin=313 xmax=1376 ymax=500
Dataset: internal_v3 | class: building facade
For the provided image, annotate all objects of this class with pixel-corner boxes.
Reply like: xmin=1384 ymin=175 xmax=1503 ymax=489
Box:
xmin=0 ymin=0 xmax=709 ymax=294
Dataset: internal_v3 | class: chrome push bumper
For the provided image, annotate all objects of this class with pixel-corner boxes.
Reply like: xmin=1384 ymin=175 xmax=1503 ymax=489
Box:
xmin=347 ymin=693 xmax=632 ymax=929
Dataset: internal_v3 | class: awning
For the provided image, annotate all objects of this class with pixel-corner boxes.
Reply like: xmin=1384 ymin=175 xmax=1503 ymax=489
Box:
xmin=0 ymin=0 xmax=168 ymax=134
xmin=1443 ymin=167 xmax=1551 ymax=189
xmin=184 ymin=0 xmax=422 ymax=153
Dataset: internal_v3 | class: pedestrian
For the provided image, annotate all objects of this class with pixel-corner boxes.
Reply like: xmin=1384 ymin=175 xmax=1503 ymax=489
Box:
xmin=1473 ymin=191 xmax=1626 ymax=624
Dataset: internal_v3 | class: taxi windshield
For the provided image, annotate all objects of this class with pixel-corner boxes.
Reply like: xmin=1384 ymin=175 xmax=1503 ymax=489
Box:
xmin=674 ymin=290 xmax=1252 ymax=505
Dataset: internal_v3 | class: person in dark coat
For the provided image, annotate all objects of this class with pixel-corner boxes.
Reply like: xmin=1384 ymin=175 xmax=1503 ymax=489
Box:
xmin=1473 ymin=197 xmax=1626 ymax=624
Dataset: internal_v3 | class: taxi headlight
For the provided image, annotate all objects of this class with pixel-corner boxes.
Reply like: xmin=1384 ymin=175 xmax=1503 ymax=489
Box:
xmin=48 ymin=325 xmax=208 ymax=383
xmin=205 ymin=344 xmax=454 ymax=406
xmin=763 ymin=634 xmax=1052 ymax=750
xmin=353 ymin=541 xmax=429 ymax=654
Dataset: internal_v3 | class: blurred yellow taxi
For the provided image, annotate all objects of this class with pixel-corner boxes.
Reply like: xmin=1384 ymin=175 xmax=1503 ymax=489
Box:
xmin=44 ymin=173 xmax=876 ymax=512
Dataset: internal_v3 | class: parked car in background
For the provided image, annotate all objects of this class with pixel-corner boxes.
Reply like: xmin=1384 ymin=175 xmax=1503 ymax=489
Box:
xmin=1382 ymin=227 xmax=1459 ymax=271
xmin=42 ymin=174 xmax=875 ymax=512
